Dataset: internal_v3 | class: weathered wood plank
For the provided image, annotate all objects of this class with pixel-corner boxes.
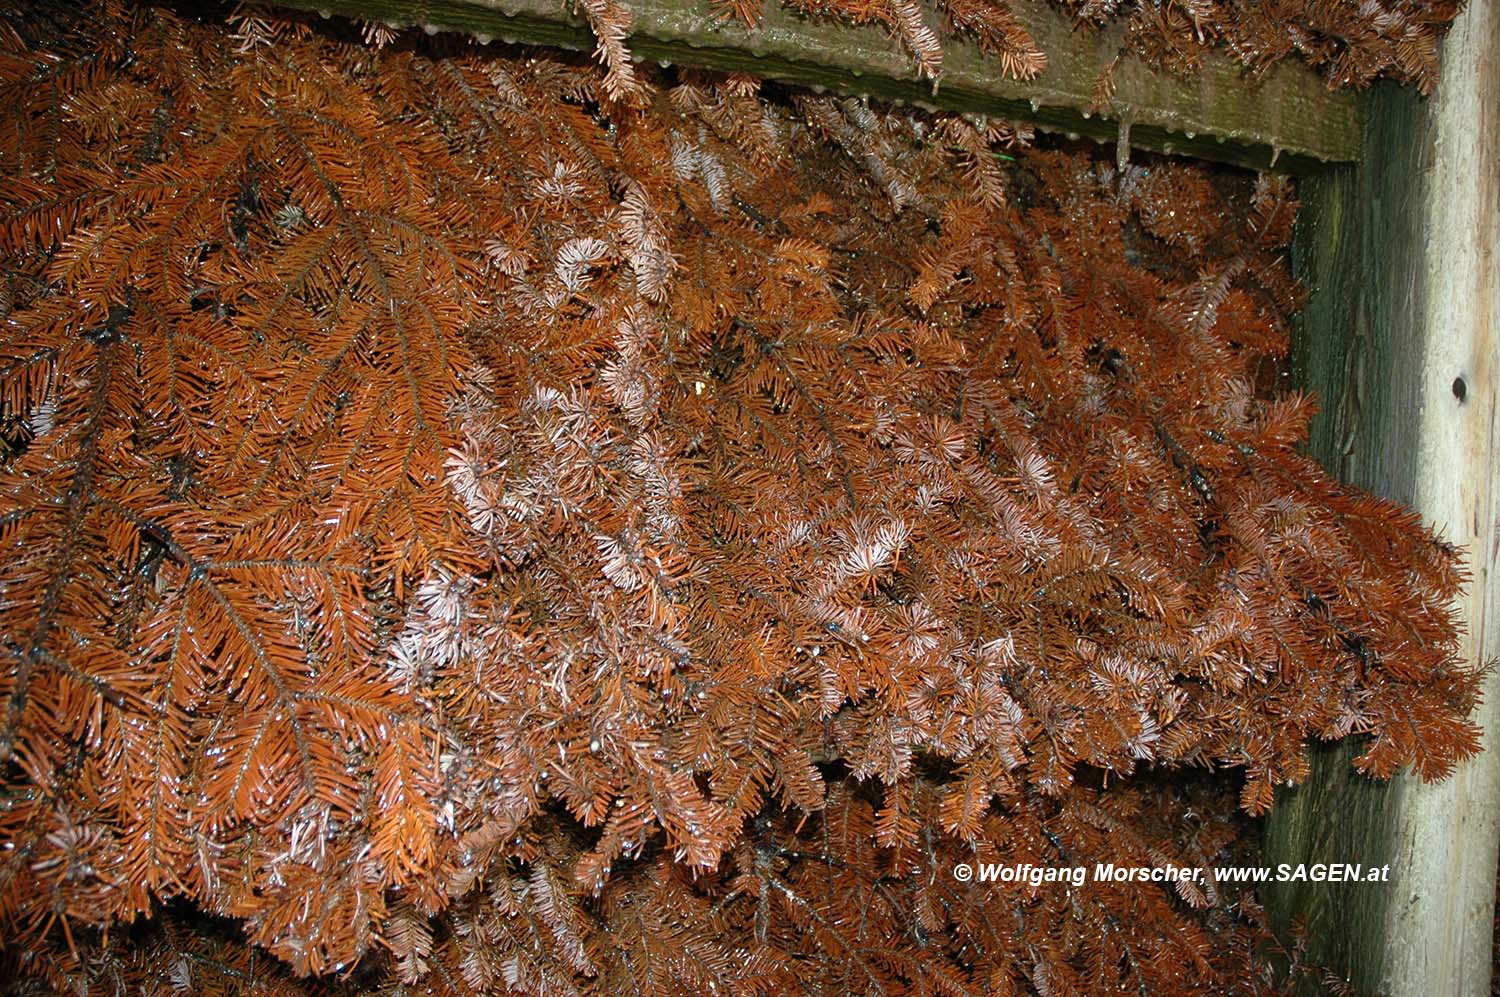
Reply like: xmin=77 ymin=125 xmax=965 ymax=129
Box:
xmin=1264 ymin=0 xmax=1500 ymax=990
xmin=280 ymin=0 xmax=1361 ymax=171
xmin=1378 ymin=1 xmax=1500 ymax=987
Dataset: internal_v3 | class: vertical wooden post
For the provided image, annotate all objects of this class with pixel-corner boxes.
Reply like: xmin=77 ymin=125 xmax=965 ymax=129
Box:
xmin=1264 ymin=1 xmax=1500 ymax=992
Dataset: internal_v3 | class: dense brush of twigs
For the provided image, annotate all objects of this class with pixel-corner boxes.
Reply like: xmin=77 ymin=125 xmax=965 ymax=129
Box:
xmin=0 ymin=1 xmax=1482 ymax=993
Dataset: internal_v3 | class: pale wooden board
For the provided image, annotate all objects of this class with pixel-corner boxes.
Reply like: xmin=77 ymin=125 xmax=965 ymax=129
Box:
xmin=1265 ymin=2 xmax=1499 ymax=990
xmin=1383 ymin=1 xmax=1500 ymax=989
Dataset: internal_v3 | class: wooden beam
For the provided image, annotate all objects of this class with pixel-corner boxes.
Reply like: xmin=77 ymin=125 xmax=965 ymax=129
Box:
xmin=281 ymin=0 xmax=1361 ymax=172
xmin=1264 ymin=0 xmax=1500 ymax=990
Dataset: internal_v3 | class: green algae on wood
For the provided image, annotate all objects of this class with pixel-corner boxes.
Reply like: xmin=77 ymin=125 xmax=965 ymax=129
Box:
xmin=280 ymin=0 xmax=1362 ymax=172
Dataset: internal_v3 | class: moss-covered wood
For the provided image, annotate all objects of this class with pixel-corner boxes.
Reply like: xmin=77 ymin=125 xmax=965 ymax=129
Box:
xmin=277 ymin=0 xmax=1360 ymax=172
xmin=1266 ymin=1 xmax=1500 ymax=989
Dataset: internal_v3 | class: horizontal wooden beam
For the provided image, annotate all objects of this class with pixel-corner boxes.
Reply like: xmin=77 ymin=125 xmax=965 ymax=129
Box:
xmin=283 ymin=0 xmax=1362 ymax=172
